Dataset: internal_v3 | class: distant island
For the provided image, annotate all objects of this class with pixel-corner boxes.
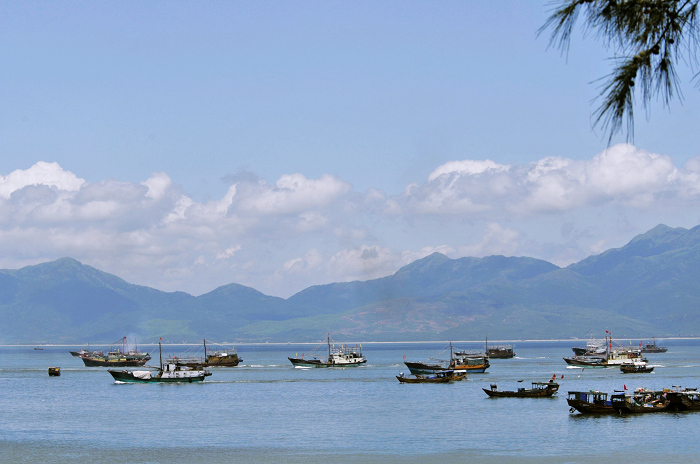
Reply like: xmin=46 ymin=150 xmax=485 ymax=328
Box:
xmin=1 ymin=223 xmax=699 ymax=344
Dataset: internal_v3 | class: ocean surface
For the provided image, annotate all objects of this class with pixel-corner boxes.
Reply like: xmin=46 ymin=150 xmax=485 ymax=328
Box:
xmin=1 ymin=339 xmax=699 ymax=463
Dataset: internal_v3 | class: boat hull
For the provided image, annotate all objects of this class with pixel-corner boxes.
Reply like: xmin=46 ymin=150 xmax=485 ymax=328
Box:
xmin=567 ymin=399 xmax=615 ymax=414
xmin=483 ymin=388 xmax=557 ymax=398
xmin=405 ymin=361 xmax=487 ymax=375
xmin=567 ymin=391 xmax=614 ymax=414
xmin=483 ymin=382 xmax=559 ymax=398
xmin=288 ymin=357 xmax=366 ymax=368
xmin=397 ymin=375 xmax=450 ymax=383
xmin=109 ymin=369 xmax=209 ymax=383
xmin=82 ymin=357 xmax=149 ymax=367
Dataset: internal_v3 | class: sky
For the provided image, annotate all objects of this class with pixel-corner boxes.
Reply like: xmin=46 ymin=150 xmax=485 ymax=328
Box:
xmin=1 ymin=1 xmax=700 ymax=298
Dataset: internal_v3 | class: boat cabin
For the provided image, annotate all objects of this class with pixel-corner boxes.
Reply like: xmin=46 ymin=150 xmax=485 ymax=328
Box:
xmin=568 ymin=391 xmax=610 ymax=406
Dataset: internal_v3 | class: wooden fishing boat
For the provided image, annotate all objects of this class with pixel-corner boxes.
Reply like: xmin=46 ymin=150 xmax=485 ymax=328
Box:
xmin=109 ymin=341 xmax=211 ymax=384
xmin=620 ymin=362 xmax=654 ymax=374
xmin=666 ymin=388 xmax=700 ymax=411
xmin=483 ymin=380 xmax=559 ymax=397
xmin=405 ymin=343 xmax=489 ymax=375
xmin=170 ymin=340 xmax=242 ymax=367
xmin=396 ymin=370 xmax=465 ymax=383
xmin=80 ymin=337 xmax=150 ymax=367
xmin=485 ymin=336 xmax=515 ymax=358
xmin=567 ymin=391 xmax=615 ymax=414
xmin=611 ymin=389 xmax=669 ymax=413
xmin=288 ymin=335 xmax=366 ymax=368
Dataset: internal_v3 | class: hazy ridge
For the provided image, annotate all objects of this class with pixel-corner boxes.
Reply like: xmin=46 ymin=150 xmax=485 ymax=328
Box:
xmin=2 ymin=223 xmax=699 ymax=343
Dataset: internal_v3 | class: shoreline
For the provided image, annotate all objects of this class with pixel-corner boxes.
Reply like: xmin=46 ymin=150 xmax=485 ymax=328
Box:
xmin=3 ymin=336 xmax=694 ymax=347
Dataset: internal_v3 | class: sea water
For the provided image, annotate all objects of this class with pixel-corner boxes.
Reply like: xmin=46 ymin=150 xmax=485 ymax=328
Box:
xmin=1 ymin=340 xmax=699 ymax=463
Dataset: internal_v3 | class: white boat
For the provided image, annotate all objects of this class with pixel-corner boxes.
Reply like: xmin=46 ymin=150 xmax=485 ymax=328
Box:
xmin=288 ymin=335 xmax=366 ymax=368
xmin=109 ymin=341 xmax=212 ymax=383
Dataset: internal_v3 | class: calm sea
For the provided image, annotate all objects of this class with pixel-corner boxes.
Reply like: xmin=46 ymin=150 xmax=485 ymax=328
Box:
xmin=1 ymin=339 xmax=699 ymax=463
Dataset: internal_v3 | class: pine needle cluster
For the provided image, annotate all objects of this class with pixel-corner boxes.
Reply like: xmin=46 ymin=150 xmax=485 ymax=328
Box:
xmin=540 ymin=0 xmax=700 ymax=141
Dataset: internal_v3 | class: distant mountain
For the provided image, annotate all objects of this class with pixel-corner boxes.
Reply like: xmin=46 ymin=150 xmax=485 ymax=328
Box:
xmin=2 ymin=223 xmax=700 ymax=343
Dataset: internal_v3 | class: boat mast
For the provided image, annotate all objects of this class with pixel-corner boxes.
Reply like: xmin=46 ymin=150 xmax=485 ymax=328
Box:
xmin=327 ymin=334 xmax=331 ymax=361
xmin=159 ymin=340 xmax=162 ymax=369
xmin=203 ymin=338 xmax=207 ymax=359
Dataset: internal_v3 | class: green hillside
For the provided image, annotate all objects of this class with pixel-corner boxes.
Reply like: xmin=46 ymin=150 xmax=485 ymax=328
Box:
xmin=1 ymin=224 xmax=700 ymax=343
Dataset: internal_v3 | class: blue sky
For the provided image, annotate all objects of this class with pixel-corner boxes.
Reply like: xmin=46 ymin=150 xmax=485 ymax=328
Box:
xmin=2 ymin=2 xmax=700 ymax=297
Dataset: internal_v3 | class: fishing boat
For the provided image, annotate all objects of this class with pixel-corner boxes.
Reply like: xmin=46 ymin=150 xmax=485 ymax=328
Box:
xmin=80 ymin=337 xmax=150 ymax=367
xmin=396 ymin=370 xmax=465 ymax=383
xmin=640 ymin=337 xmax=668 ymax=353
xmin=620 ymin=362 xmax=654 ymax=374
xmin=611 ymin=389 xmax=669 ymax=413
xmin=405 ymin=343 xmax=489 ymax=375
xmin=109 ymin=341 xmax=211 ymax=383
xmin=451 ymin=350 xmax=490 ymax=373
xmin=485 ymin=336 xmax=515 ymax=359
xmin=571 ymin=332 xmax=607 ymax=356
xmin=403 ymin=360 xmax=447 ymax=374
xmin=483 ymin=380 xmax=559 ymax=398
xmin=567 ymin=391 xmax=615 ymax=414
xmin=666 ymin=388 xmax=700 ymax=411
xmin=564 ymin=333 xmax=646 ymax=367
xmin=288 ymin=335 xmax=366 ymax=368
xmin=169 ymin=340 xmax=242 ymax=367
xmin=70 ymin=346 xmax=103 ymax=358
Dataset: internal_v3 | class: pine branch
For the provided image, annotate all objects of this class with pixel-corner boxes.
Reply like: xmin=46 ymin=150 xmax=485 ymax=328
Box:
xmin=541 ymin=0 xmax=700 ymax=141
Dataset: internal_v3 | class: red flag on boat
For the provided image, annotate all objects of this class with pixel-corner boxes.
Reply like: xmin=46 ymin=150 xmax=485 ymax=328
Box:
xmin=624 ymin=384 xmax=627 ymax=390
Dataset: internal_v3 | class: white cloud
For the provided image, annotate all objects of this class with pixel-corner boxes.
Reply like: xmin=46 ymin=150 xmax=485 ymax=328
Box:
xmin=216 ymin=245 xmax=242 ymax=261
xmin=400 ymin=144 xmax=697 ymax=216
xmin=428 ymin=159 xmax=510 ymax=181
xmin=0 ymin=162 xmax=85 ymax=199
xmin=142 ymin=172 xmax=172 ymax=200
xmin=1 ymin=146 xmax=699 ymax=298
xmin=236 ymin=174 xmax=351 ymax=215
xmin=457 ymin=223 xmax=519 ymax=257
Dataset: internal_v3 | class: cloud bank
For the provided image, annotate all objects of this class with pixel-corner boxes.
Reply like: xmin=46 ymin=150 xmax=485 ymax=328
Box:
xmin=1 ymin=144 xmax=698 ymax=297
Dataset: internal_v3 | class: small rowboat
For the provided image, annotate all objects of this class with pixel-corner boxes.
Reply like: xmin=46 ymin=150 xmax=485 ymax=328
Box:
xmin=483 ymin=381 xmax=559 ymax=397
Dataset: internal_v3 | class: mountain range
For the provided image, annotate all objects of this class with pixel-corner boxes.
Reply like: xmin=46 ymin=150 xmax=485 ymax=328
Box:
xmin=2 ymin=223 xmax=699 ymax=344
